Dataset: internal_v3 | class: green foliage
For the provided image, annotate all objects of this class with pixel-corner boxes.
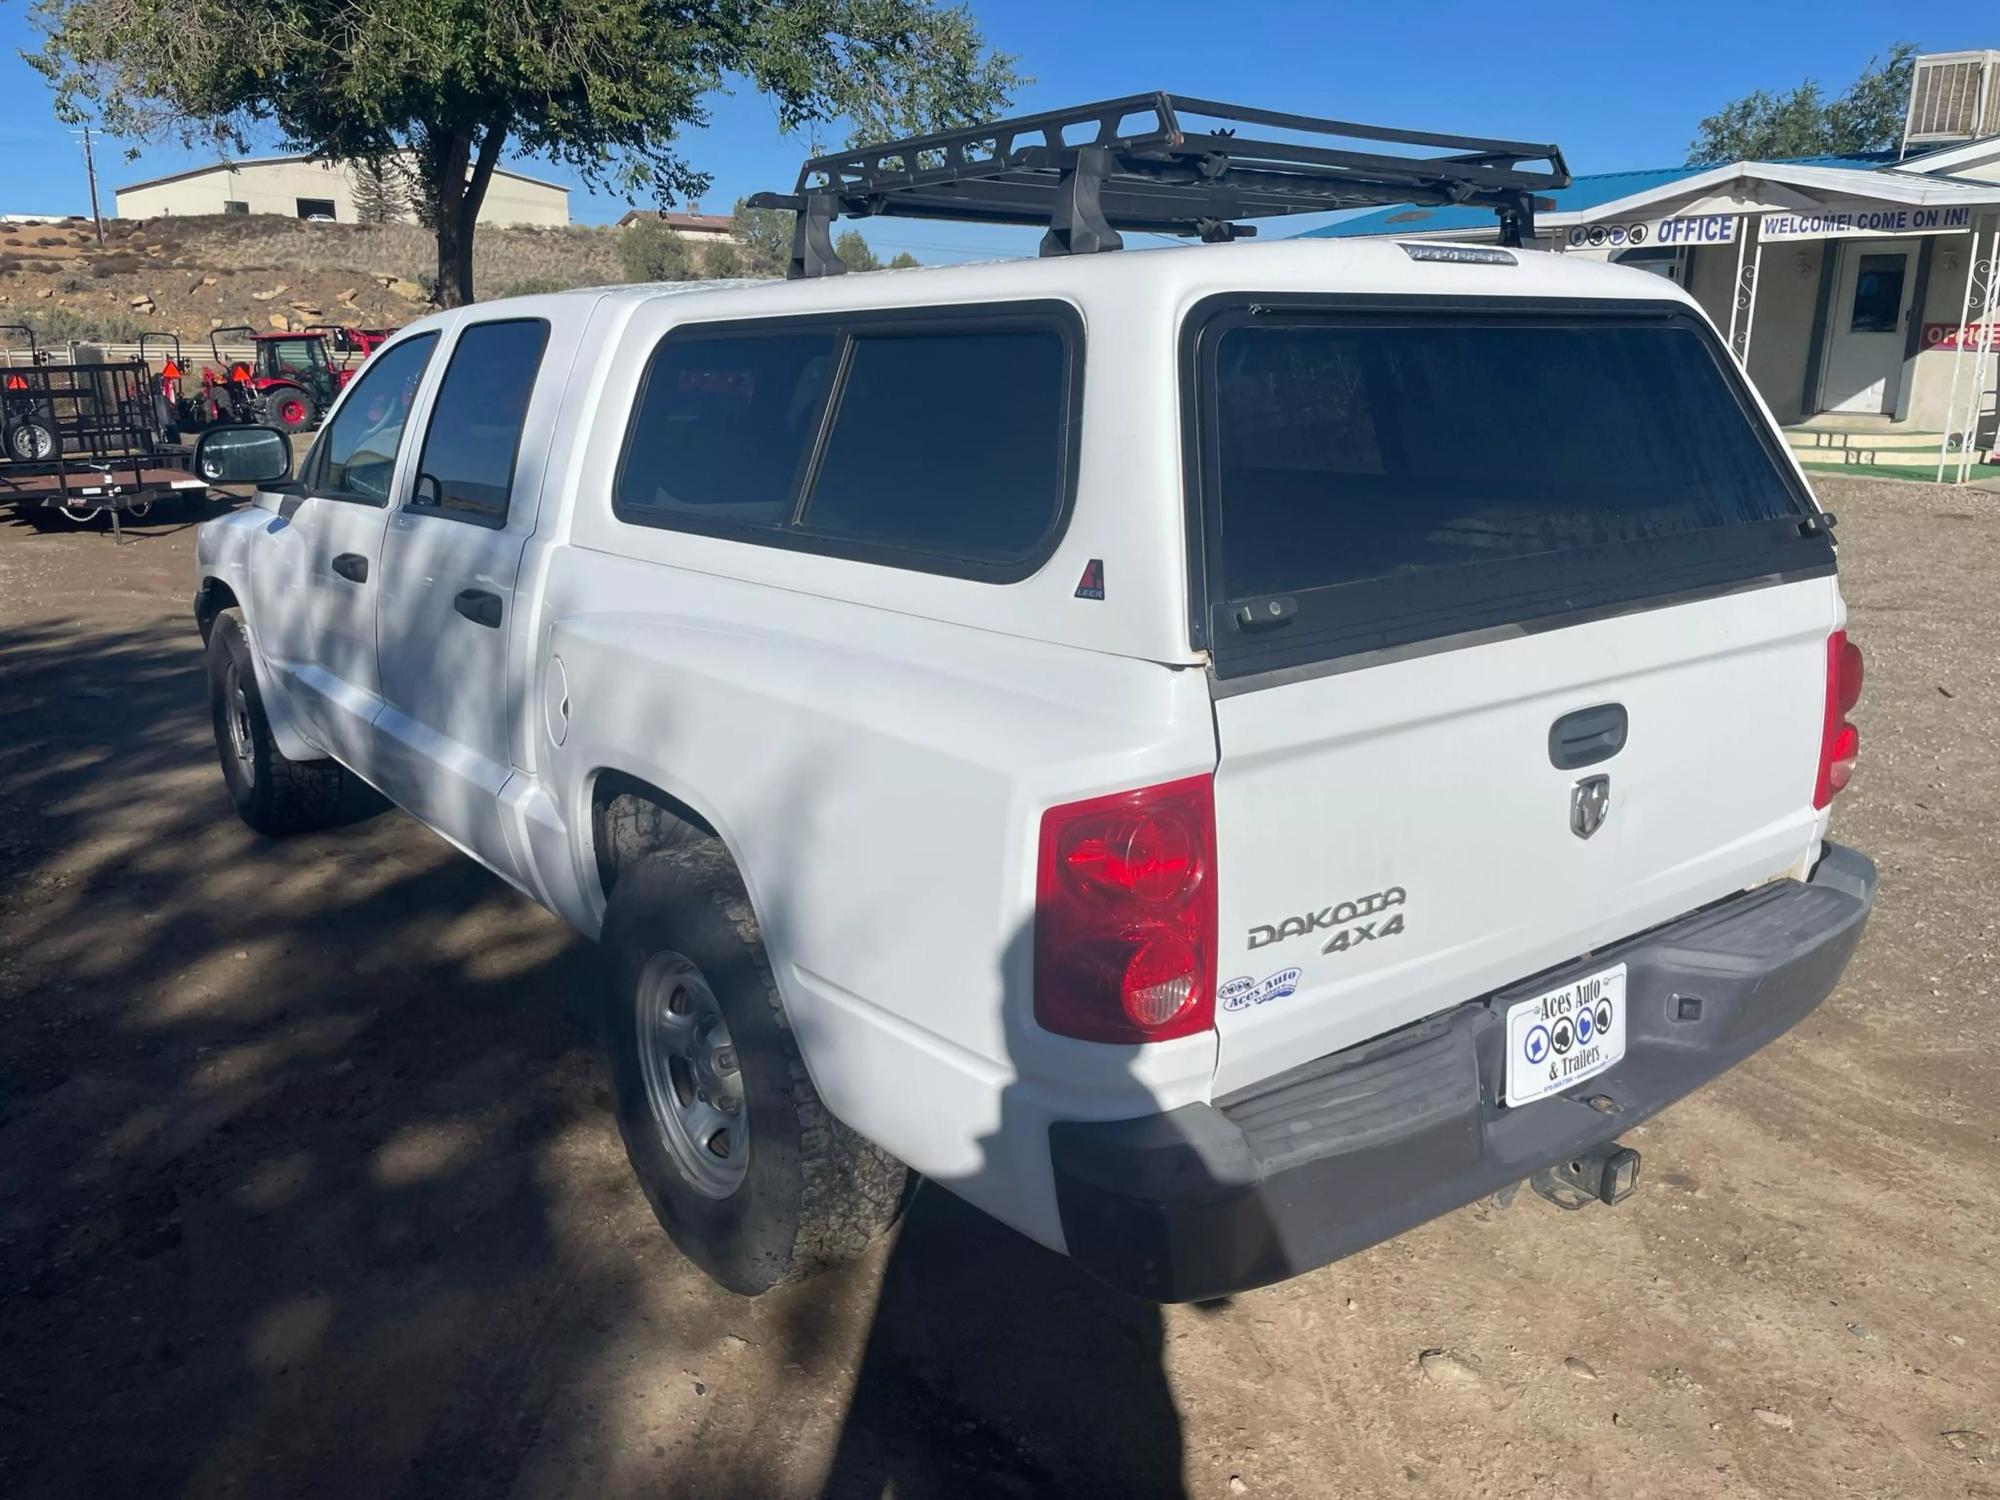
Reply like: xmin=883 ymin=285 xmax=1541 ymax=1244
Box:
xmin=1687 ymin=43 xmax=1917 ymax=164
xmin=834 ymin=228 xmax=882 ymax=272
xmin=732 ymin=197 xmax=795 ymax=276
xmin=618 ymin=218 xmax=698 ymax=282
xmin=8 ymin=304 xmax=152 ymax=344
xmin=353 ymin=157 xmax=413 ymax=225
xmin=887 ymin=250 xmax=919 ymax=269
xmin=700 ymin=241 xmax=746 ymax=278
xmin=487 ymin=275 xmax=573 ymax=298
xmin=28 ymin=0 xmax=1023 ymax=305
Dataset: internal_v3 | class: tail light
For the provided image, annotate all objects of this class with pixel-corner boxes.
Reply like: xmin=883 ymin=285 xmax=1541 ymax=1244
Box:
xmin=1034 ymin=775 xmax=1217 ymax=1044
xmin=1814 ymin=630 xmax=1864 ymax=809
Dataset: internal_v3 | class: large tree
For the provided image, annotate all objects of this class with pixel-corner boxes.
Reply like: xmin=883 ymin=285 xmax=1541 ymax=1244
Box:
xmin=1687 ymin=42 xmax=1918 ymax=165
xmin=27 ymin=0 xmax=1020 ymax=305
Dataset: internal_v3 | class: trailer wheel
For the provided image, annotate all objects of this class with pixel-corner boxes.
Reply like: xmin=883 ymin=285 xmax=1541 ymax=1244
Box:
xmin=8 ymin=420 xmax=57 ymax=462
xmin=265 ymin=385 xmax=315 ymax=433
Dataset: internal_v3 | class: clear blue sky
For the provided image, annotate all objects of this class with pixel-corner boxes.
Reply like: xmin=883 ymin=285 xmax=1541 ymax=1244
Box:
xmin=0 ymin=3 xmax=1982 ymax=263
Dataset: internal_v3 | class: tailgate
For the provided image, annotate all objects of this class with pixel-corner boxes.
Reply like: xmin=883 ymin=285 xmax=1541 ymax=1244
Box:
xmin=1183 ymin=292 xmax=1840 ymax=1096
xmin=1208 ymin=582 xmax=1831 ymax=1093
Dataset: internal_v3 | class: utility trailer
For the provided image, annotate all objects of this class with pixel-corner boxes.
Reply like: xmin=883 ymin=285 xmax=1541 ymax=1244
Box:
xmin=0 ymin=325 xmax=206 ymax=538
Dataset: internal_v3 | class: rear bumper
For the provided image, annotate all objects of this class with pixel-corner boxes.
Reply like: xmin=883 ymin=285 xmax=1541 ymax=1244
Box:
xmin=1049 ymin=843 xmax=1876 ymax=1303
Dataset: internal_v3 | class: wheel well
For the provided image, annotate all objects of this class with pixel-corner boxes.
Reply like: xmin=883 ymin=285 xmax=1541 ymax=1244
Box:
xmin=590 ymin=770 xmax=721 ymax=902
xmin=195 ymin=577 xmax=239 ymax=643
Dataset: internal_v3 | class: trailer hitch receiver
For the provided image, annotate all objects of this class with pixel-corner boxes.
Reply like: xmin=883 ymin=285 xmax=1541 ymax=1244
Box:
xmin=1530 ymin=1142 xmax=1641 ymax=1211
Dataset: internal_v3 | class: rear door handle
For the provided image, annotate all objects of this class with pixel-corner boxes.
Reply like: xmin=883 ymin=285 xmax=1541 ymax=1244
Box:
xmin=1549 ymin=703 xmax=1628 ymax=769
xmin=454 ymin=588 xmax=503 ymax=629
xmin=330 ymin=553 xmax=368 ymax=583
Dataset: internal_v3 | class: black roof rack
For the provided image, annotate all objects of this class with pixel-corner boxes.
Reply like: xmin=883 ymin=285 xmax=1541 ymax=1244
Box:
xmin=748 ymin=92 xmax=1570 ymax=278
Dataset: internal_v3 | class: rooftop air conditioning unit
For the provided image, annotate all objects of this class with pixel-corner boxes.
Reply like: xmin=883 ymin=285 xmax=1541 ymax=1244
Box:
xmin=1903 ymin=51 xmax=2000 ymax=154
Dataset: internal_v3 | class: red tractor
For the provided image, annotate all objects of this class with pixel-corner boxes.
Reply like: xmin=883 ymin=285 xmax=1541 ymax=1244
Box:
xmin=191 ymin=324 xmax=395 ymax=433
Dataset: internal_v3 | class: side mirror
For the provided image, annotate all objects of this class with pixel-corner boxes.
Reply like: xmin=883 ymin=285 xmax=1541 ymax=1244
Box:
xmin=195 ymin=424 xmax=293 ymax=486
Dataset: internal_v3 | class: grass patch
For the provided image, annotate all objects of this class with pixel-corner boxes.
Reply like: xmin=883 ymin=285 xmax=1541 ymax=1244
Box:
xmin=3 ymin=305 xmax=156 ymax=345
xmin=1798 ymin=459 xmax=2000 ymax=484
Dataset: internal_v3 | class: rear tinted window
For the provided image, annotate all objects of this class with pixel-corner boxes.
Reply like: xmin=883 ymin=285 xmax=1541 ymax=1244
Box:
xmin=617 ymin=332 xmax=839 ymax=528
xmin=1209 ymin=319 xmax=1801 ymax=601
xmin=1190 ymin=303 xmax=1828 ymax=679
xmin=799 ymin=330 xmax=1068 ymax=561
xmin=614 ymin=307 xmax=1077 ymax=579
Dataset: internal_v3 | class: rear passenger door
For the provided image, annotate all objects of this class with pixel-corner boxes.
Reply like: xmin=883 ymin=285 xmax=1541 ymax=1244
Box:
xmin=371 ymin=315 xmax=563 ymax=882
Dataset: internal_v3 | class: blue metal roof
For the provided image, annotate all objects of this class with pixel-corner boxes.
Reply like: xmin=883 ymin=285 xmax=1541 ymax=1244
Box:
xmin=1297 ymin=154 xmax=1896 ymax=239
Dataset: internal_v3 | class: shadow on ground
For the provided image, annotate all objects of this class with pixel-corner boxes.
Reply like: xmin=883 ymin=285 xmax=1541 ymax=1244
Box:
xmin=0 ymin=610 xmax=1188 ymax=1497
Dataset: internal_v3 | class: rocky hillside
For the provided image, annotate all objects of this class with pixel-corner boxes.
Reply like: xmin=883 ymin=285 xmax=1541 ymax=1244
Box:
xmin=0 ymin=214 xmax=632 ymax=347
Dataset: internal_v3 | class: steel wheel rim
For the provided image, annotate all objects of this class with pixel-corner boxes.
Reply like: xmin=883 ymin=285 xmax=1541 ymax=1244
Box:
xmin=635 ymin=952 xmax=748 ymax=1198
xmin=223 ymin=659 xmax=255 ymax=768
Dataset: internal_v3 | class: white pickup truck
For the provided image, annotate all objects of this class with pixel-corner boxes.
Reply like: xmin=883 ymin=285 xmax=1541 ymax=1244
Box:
xmin=190 ymin=224 xmax=1875 ymax=1301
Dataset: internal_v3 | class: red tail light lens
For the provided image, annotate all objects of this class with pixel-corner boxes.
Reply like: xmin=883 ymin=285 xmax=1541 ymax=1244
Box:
xmin=1814 ymin=631 xmax=1864 ymax=809
xmin=1035 ymin=775 xmax=1217 ymax=1044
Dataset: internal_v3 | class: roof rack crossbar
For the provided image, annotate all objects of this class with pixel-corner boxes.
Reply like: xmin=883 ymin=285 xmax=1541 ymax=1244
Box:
xmin=749 ymin=92 xmax=1570 ymax=275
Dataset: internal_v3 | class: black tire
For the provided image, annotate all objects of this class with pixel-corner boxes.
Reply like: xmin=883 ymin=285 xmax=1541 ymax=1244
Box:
xmin=601 ymin=846 xmax=910 ymax=1294
xmin=8 ymin=419 xmax=57 ymax=462
xmin=264 ymin=384 xmax=316 ymax=433
xmin=205 ymin=607 xmax=357 ymax=836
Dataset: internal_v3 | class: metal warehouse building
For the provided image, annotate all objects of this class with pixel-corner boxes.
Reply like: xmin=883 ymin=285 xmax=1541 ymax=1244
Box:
xmin=113 ymin=154 xmax=569 ymax=228
xmin=1309 ymin=49 xmax=2000 ymax=479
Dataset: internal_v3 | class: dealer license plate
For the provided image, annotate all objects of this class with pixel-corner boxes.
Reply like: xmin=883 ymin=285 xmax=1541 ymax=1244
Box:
xmin=1503 ymin=962 xmax=1627 ymax=1108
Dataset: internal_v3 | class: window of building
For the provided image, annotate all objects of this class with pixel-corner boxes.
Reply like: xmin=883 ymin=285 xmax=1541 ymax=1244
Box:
xmin=409 ymin=320 xmax=551 ymax=527
xmin=296 ymin=198 xmax=337 ymax=221
xmin=222 ymin=200 xmax=249 ymax=216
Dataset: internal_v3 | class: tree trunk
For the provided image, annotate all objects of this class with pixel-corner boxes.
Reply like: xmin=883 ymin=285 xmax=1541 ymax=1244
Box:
xmin=427 ymin=119 xmax=510 ymax=308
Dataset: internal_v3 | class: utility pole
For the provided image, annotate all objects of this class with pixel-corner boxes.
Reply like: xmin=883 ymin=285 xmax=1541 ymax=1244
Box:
xmin=79 ymin=126 xmax=104 ymax=244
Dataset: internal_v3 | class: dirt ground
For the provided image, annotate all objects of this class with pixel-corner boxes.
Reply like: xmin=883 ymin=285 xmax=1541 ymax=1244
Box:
xmin=1 ymin=475 xmax=1996 ymax=1500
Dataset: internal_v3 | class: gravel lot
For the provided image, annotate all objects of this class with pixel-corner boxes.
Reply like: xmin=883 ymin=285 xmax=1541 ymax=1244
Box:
xmin=1 ymin=475 xmax=1996 ymax=1500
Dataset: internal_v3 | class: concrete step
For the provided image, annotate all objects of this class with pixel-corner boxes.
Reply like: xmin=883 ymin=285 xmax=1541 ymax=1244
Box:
xmin=1796 ymin=444 xmax=1961 ymax=469
xmin=1785 ymin=428 xmax=1944 ymax=452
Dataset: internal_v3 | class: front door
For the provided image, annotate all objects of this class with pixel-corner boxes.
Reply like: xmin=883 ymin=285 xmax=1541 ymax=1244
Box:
xmin=277 ymin=330 xmax=442 ymax=773
xmin=1820 ymin=239 xmax=1918 ymax=415
xmin=372 ymin=315 xmax=561 ymax=882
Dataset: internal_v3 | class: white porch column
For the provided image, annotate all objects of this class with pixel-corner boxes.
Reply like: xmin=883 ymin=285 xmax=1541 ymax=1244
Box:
xmin=1739 ymin=238 xmax=1767 ymax=365
xmin=1725 ymin=218 xmax=1751 ymax=356
xmin=1941 ymin=218 xmax=1992 ymax=482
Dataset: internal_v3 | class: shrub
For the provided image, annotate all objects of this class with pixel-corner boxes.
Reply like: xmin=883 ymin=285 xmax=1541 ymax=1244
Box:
xmin=487 ymin=275 xmax=572 ymax=300
xmin=619 ymin=219 xmax=697 ymax=282
xmin=701 ymin=242 xmax=745 ymax=279
xmin=10 ymin=305 xmax=152 ymax=344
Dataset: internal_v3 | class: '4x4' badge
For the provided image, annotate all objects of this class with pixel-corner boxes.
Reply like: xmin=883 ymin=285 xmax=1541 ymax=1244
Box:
xmin=1571 ymin=775 xmax=1611 ymax=840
